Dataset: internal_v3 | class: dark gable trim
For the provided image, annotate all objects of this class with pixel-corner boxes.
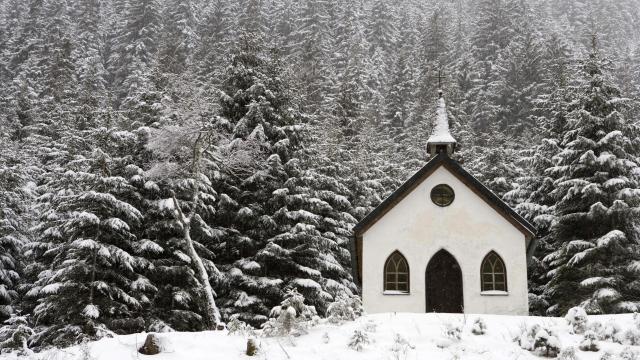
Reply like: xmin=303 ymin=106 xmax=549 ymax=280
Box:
xmin=350 ymin=153 xmax=536 ymax=284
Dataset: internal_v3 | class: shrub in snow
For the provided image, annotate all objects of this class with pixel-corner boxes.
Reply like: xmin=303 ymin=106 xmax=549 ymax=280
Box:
xmin=579 ymin=330 xmax=599 ymax=352
xmin=600 ymin=321 xmax=623 ymax=343
xmin=534 ymin=328 xmax=561 ymax=357
xmin=519 ymin=324 xmax=559 ymax=357
xmin=634 ymin=313 xmax=640 ymax=329
xmin=558 ymin=346 xmax=577 ymax=360
xmin=565 ymin=307 xmax=588 ymax=334
xmin=444 ymin=322 xmax=462 ymax=341
xmin=472 ymin=318 xmax=487 ymax=335
xmin=622 ymin=328 xmax=640 ymax=345
xmin=363 ymin=320 xmax=377 ymax=333
xmin=261 ymin=289 xmax=318 ymax=337
xmin=348 ymin=330 xmax=370 ymax=351
xmin=517 ymin=323 xmax=541 ymax=351
xmin=227 ymin=315 xmax=255 ymax=337
xmin=147 ymin=320 xmax=174 ymax=333
xmin=600 ymin=351 xmax=615 ymax=360
xmin=588 ymin=321 xmax=603 ymax=336
xmin=620 ymin=347 xmax=640 ymax=360
xmin=390 ymin=333 xmax=415 ymax=360
xmin=0 ymin=315 xmax=34 ymax=355
xmin=326 ymin=294 xmax=363 ymax=324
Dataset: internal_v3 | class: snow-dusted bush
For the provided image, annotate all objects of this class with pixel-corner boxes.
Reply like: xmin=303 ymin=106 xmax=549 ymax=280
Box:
xmin=599 ymin=321 xmax=623 ymax=343
xmin=534 ymin=328 xmax=561 ymax=357
xmin=600 ymin=351 xmax=615 ymax=360
xmin=579 ymin=330 xmax=599 ymax=352
xmin=558 ymin=346 xmax=578 ymax=360
xmin=0 ymin=315 xmax=33 ymax=355
xmin=472 ymin=318 xmax=487 ymax=335
xmin=622 ymin=328 xmax=640 ymax=345
xmin=326 ymin=294 xmax=363 ymax=324
xmin=517 ymin=323 xmax=541 ymax=351
xmin=363 ymin=320 xmax=377 ymax=333
xmin=518 ymin=323 xmax=560 ymax=357
xmin=588 ymin=321 xmax=603 ymax=336
xmin=620 ymin=346 xmax=640 ymax=360
xmin=147 ymin=320 xmax=174 ymax=333
xmin=634 ymin=313 xmax=640 ymax=329
xmin=565 ymin=307 xmax=588 ymax=334
xmin=390 ymin=333 xmax=414 ymax=360
xmin=227 ymin=315 xmax=255 ymax=336
xmin=348 ymin=330 xmax=370 ymax=351
xmin=261 ymin=289 xmax=318 ymax=337
xmin=444 ymin=322 xmax=462 ymax=341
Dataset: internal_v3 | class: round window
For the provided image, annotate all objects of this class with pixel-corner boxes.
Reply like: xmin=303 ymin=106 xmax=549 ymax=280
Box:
xmin=430 ymin=184 xmax=454 ymax=207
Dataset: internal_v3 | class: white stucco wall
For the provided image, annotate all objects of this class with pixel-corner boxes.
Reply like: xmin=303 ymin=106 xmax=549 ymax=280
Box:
xmin=361 ymin=165 xmax=529 ymax=315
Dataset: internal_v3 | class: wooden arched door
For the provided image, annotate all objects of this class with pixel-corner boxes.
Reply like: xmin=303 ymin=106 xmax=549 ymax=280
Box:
xmin=425 ymin=249 xmax=463 ymax=313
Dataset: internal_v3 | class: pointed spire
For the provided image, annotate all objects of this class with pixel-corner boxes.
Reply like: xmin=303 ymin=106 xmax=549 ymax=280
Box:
xmin=427 ymin=90 xmax=456 ymax=156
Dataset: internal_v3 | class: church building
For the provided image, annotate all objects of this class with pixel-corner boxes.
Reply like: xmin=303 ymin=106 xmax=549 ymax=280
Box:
xmin=351 ymin=92 xmax=536 ymax=315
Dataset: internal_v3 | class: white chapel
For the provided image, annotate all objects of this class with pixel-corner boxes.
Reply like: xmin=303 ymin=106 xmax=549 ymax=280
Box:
xmin=351 ymin=91 xmax=536 ymax=315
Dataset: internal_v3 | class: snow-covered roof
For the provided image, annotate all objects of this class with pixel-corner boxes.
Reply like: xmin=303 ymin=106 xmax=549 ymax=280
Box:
xmin=427 ymin=92 xmax=456 ymax=145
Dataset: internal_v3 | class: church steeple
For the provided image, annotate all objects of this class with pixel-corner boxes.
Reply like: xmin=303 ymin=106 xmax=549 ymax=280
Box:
xmin=426 ymin=90 xmax=456 ymax=156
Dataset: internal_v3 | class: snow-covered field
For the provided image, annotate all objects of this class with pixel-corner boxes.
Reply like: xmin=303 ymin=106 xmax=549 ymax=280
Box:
xmin=4 ymin=313 xmax=640 ymax=360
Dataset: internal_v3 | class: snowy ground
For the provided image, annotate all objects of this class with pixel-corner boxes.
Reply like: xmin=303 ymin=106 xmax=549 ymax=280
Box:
xmin=3 ymin=313 xmax=640 ymax=359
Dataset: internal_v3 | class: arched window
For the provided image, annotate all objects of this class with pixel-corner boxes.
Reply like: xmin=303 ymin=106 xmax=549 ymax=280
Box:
xmin=384 ymin=251 xmax=409 ymax=293
xmin=481 ymin=251 xmax=507 ymax=291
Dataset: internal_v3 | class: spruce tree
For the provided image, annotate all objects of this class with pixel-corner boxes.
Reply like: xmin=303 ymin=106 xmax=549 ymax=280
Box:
xmin=159 ymin=0 xmax=199 ymax=74
xmin=543 ymin=40 xmax=640 ymax=315
xmin=212 ymin=35 xmax=301 ymax=325
xmin=26 ymin=129 xmax=154 ymax=347
xmin=0 ymin=163 xmax=30 ymax=323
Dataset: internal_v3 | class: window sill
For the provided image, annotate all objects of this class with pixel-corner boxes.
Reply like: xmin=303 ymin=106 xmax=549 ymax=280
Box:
xmin=481 ymin=290 xmax=509 ymax=296
xmin=383 ymin=290 xmax=410 ymax=295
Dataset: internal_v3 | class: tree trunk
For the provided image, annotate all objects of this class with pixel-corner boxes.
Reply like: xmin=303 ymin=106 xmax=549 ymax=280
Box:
xmin=172 ymin=194 xmax=221 ymax=328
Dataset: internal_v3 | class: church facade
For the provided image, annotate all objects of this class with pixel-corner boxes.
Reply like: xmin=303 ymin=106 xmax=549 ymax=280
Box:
xmin=351 ymin=94 xmax=536 ymax=315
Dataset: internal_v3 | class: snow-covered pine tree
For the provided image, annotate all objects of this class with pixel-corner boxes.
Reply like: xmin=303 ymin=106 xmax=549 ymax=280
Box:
xmin=136 ymin=171 xmax=213 ymax=332
xmin=383 ymin=18 xmax=414 ymax=131
xmin=159 ymin=0 xmax=199 ymax=74
xmin=366 ymin=0 xmax=396 ymax=60
xmin=464 ymin=125 xmax=524 ymax=200
xmin=492 ymin=26 xmax=546 ymax=133
xmin=26 ymin=129 xmax=154 ymax=347
xmin=211 ymin=33 xmax=313 ymax=325
xmin=195 ymin=0 xmax=235 ymax=87
xmin=110 ymin=0 xmax=162 ymax=105
xmin=293 ymin=0 xmax=335 ymax=115
xmin=0 ymin=162 xmax=31 ymax=323
xmin=144 ymin=119 xmax=225 ymax=330
xmin=543 ymin=38 xmax=640 ymax=315
xmin=74 ymin=0 xmax=109 ymax=131
xmin=258 ymin=146 xmax=359 ymax=315
xmin=505 ymin=36 xmax=575 ymax=314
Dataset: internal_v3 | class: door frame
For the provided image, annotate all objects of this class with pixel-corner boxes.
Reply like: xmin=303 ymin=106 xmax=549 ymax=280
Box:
xmin=425 ymin=249 xmax=464 ymax=313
